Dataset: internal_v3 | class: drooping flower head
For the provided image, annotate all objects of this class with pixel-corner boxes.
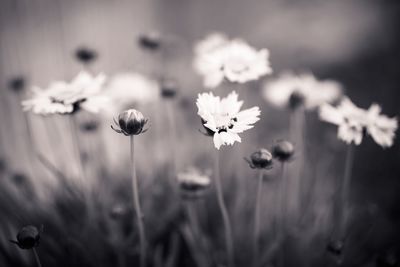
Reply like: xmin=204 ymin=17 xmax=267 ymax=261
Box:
xmin=193 ymin=33 xmax=272 ymax=88
xmin=22 ymin=71 xmax=108 ymax=115
xmin=111 ymin=109 xmax=149 ymax=136
xmin=177 ymin=167 xmax=211 ymax=199
xmin=245 ymin=148 xmax=273 ymax=169
xmin=196 ymin=91 xmax=261 ymax=149
xmin=264 ymin=72 xmax=342 ymax=111
xmin=319 ymin=97 xmax=397 ymax=147
xmin=10 ymin=225 xmax=42 ymax=250
xmin=272 ymin=140 xmax=295 ymax=162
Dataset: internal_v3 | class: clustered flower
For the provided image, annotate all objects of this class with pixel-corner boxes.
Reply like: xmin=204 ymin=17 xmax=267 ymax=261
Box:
xmin=263 ymin=72 xmax=342 ymax=111
xmin=319 ymin=97 xmax=397 ymax=147
xmin=22 ymin=71 xmax=108 ymax=115
xmin=193 ymin=32 xmax=272 ymax=88
xmin=196 ymin=91 xmax=261 ymax=149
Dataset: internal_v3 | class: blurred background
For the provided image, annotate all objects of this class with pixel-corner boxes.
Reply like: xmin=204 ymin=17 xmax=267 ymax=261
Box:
xmin=0 ymin=0 xmax=399 ymax=266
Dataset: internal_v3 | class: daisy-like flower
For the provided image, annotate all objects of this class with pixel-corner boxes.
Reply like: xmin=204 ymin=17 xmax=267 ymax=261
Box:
xmin=177 ymin=167 xmax=211 ymax=198
xmin=196 ymin=91 xmax=261 ymax=149
xmin=104 ymin=72 xmax=159 ymax=113
xmin=320 ymin=97 xmax=397 ymax=147
xmin=263 ymin=72 xmax=342 ymax=110
xmin=193 ymin=34 xmax=272 ymax=88
xmin=22 ymin=71 xmax=108 ymax=115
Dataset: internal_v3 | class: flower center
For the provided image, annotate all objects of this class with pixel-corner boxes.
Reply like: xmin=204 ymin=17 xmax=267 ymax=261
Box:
xmin=214 ymin=113 xmax=237 ymax=133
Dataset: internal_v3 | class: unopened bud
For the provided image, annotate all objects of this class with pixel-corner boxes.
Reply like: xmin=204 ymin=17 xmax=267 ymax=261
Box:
xmin=75 ymin=47 xmax=98 ymax=64
xmin=111 ymin=109 xmax=148 ymax=136
xmin=272 ymin=140 xmax=294 ymax=161
xmin=11 ymin=225 xmax=41 ymax=249
xmin=245 ymin=148 xmax=273 ymax=169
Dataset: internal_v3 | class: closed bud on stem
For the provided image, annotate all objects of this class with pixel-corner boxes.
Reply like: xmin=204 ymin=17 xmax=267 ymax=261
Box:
xmin=245 ymin=148 xmax=273 ymax=169
xmin=10 ymin=225 xmax=41 ymax=249
xmin=272 ymin=140 xmax=294 ymax=161
xmin=111 ymin=109 xmax=149 ymax=136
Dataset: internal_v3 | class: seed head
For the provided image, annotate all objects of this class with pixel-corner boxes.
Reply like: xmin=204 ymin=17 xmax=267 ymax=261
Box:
xmin=138 ymin=31 xmax=161 ymax=51
xmin=10 ymin=225 xmax=41 ymax=249
xmin=245 ymin=148 xmax=273 ymax=169
xmin=111 ymin=109 xmax=149 ymax=136
xmin=272 ymin=140 xmax=294 ymax=161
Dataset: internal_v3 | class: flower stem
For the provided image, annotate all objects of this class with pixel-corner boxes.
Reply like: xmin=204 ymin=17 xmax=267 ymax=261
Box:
xmin=32 ymin=248 xmax=42 ymax=267
xmin=166 ymin=101 xmax=177 ymax=189
xmin=214 ymin=151 xmax=234 ymax=267
xmin=278 ymin=162 xmax=287 ymax=267
xmin=339 ymin=144 xmax=354 ymax=238
xmin=252 ymin=170 xmax=264 ymax=267
xmin=130 ymin=136 xmax=147 ymax=267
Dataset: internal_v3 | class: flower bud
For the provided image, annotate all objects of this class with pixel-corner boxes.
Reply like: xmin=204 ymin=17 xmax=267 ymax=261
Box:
xmin=75 ymin=47 xmax=98 ymax=64
xmin=288 ymin=90 xmax=304 ymax=110
xmin=272 ymin=140 xmax=294 ymax=161
xmin=177 ymin=168 xmax=211 ymax=199
xmin=111 ymin=109 xmax=149 ymax=136
xmin=245 ymin=148 xmax=273 ymax=169
xmin=11 ymin=225 xmax=41 ymax=249
xmin=80 ymin=120 xmax=100 ymax=133
xmin=138 ymin=31 xmax=161 ymax=51
xmin=161 ymin=79 xmax=178 ymax=99
xmin=8 ymin=76 xmax=25 ymax=92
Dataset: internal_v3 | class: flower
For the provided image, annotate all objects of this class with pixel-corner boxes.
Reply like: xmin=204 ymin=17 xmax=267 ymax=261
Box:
xmin=104 ymin=72 xmax=159 ymax=113
xmin=193 ymin=35 xmax=272 ymax=88
xmin=10 ymin=225 xmax=41 ymax=249
xmin=320 ymin=97 xmax=397 ymax=147
xmin=22 ymin=71 xmax=108 ymax=115
xmin=138 ymin=31 xmax=162 ymax=50
xmin=263 ymin=72 xmax=342 ymax=110
xmin=177 ymin=167 xmax=211 ymax=199
xmin=111 ymin=109 xmax=148 ymax=136
xmin=245 ymin=148 xmax=273 ymax=169
xmin=196 ymin=91 xmax=261 ymax=149
xmin=272 ymin=140 xmax=294 ymax=162
xmin=75 ymin=47 xmax=98 ymax=64
xmin=365 ymin=104 xmax=398 ymax=148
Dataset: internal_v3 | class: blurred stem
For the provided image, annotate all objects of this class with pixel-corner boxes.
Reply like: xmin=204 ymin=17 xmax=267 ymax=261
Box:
xmin=339 ymin=144 xmax=354 ymax=238
xmin=278 ymin=162 xmax=287 ymax=267
xmin=252 ymin=170 xmax=264 ymax=267
xmin=32 ymin=248 xmax=42 ymax=267
xmin=130 ymin=136 xmax=147 ymax=267
xmin=166 ymin=101 xmax=177 ymax=189
xmin=214 ymin=151 xmax=234 ymax=267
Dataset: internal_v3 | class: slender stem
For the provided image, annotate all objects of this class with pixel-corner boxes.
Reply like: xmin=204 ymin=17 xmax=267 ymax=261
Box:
xmin=252 ymin=170 xmax=264 ymax=267
xmin=214 ymin=151 xmax=234 ymax=267
xmin=166 ymin=101 xmax=177 ymax=189
xmin=339 ymin=145 xmax=354 ymax=238
xmin=32 ymin=248 xmax=42 ymax=267
xmin=278 ymin=162 xmax=287 ymax=267
xmin=130 ymin=136 xmax=147 ymax=267
xmin=68 ymin=116 xmax=86 ymax=185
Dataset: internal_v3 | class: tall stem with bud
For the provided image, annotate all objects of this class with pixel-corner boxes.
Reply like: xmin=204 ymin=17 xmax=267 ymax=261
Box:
xmin=214 ymin=151 xmax=234 ymax=267
xmin=130 ymin=136 xmax=147 ymax=267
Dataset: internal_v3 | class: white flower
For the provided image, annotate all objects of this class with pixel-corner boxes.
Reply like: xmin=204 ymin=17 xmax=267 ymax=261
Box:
xmin=365 ymin=104 xmax=397 ymax=148
xmin=193 ymin=35 xmax=272 ymax=88
xmin=264 ymin=72 xmax=342 ymax=110
xmin=22 ymin=71 xmax=108 ymax=115
xmin=104 ymin=72 xmax=159 ymax=113
xmin=177 ymin=167 xmax=211 ymax=191
xmin=196 ymin=91 xmax=261 ymax=149
xmin=319 ymin=97 xmax=397 ymax=147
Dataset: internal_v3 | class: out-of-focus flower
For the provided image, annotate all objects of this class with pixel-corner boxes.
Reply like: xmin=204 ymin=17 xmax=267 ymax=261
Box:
xmin=111 ymin=109 xmax=148 ymax=136
xmin=8 ymin=76 xmax=26 ymax=92
xmin=109 ymin=203 xmax=130 ymax=220
xmin=160 ymin=78 xmax=178 ymax=99
xmin=365 ymin=104 xmax=398 ymax=148
xmin=194 ymin=34 xmax=272 ymax=88
xmin=138 ymin=31 xmax=162 ymax=51
xmin=320 ymin=97 xmax=397 ymax=147
xmin=263 ymin=72 xmax=342 ymax=111
xmin=80 ymin=120 xmax=100 ymax=133
xmin=10 ymin=225 xmax=41 ymax=249
xmin=245 ymin=148 xmax=273 ymax=169
xmin=196 ymin=91 xmax=260 ymax=149
xmin=177 ymin=167 xmax=211 ymax=199
xmin=75 ymin=47 xmax=98 ymax=64
xmin=104 ymin=72 xmax=159 ymax=113
xmin=272 ymin=140 xmax=294 ymax=162
xmin=22 ymin=71 xmax=108 ymax=115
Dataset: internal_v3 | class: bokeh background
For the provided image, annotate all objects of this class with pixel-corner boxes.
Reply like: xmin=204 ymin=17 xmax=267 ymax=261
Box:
xmin=0 ymin=0 xmax=399 ymax=266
